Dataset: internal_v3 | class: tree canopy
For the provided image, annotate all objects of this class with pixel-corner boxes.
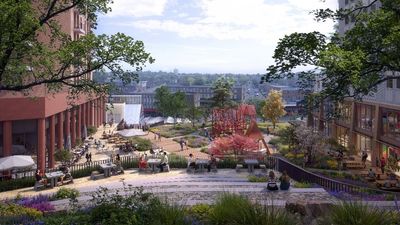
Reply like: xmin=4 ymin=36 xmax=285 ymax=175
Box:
xmin=154 ymin=86 xmax=187 ymax=124
xmin=211 ymin=77 xmax=235 ymax=108
xmin=263 ymin=0 xmax=400 ymax=104
xmin=0 ymin=0 xmax=154 ymax=97
xmin=263 ymin=90 xmax=286 ymax=128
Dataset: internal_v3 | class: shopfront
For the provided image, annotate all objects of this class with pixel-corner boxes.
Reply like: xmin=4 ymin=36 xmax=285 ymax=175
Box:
xmin=356 ymin=134 xmax=372 ymax=161
xmin=381 ymin=144 xmax=400 ymax=168
xmin=381 ymin=108 xmax=400 ymax=143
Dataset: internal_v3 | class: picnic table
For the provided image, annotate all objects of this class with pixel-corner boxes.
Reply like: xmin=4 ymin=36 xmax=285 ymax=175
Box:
xmin=45 ymin=171 xmax=64 ymax=188
xmin=147 ymin=159 xmax=161 ymax=172
xmin=100 ymin=163 xmax=116 ymax=177
xmin=244 ymin=159 xmax=259 ymax=173
xmin=195 ymin=159 xmax=209 ymax=172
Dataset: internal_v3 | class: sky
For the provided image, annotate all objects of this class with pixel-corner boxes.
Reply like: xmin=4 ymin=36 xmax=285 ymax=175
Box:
xmin=96 ymin=0 xmax=338 ymax=74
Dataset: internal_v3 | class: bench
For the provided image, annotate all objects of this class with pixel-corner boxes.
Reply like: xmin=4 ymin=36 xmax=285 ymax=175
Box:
xmin=34 ymin=181 xmax=45 ymax=191
xmin=236 ymin=164 xmax=243 ymax=173
xmin=259 ymin=164 xmax=267 ymax=172
xmin=90 ymin=171 xmax=102 ymax=180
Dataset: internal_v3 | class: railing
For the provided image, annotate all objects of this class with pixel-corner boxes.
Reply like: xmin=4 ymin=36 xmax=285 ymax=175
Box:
xmin=265 ymin=156 xmax=400 ymax=210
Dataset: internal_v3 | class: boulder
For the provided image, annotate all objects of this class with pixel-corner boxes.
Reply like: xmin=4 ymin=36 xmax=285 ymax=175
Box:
xmin=285 ymin=200 xmax=333 ymax=218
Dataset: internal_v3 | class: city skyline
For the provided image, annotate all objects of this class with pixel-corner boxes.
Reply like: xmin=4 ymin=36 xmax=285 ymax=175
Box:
xmin=96 ymin=0 xmax=338 ymax=74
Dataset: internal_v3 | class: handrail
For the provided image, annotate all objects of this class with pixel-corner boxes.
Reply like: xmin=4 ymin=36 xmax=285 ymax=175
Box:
xmin=266 ymin=155 xmax=400 ymax=211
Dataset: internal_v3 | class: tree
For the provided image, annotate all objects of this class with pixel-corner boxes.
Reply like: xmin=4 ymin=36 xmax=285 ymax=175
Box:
xmin=246 ymin=98 xmax=266 ymax=121
xmin=0 ymin=0 xmax=154 ymax=97
xmin=54 ymin=148 xmax=73 ymax=164
xmin=154 ymin=86 xmax=187 ymax=126
xmin=262 ymin=90 xmax=286 ymax=129
xmin=209 ymin=134 xmax=259 ymax=160
xmin=263 ymin=0 xmax=400 ymax=104
xmin=293 ymin=125 xmax=326 ymax=165
xmin=211 ymin=77 xmax=235 ymax=108
xmin=186 ymin=106 xmax=203 ymax=127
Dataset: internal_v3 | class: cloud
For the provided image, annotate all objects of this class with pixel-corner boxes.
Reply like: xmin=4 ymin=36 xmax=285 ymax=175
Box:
xmin=125 ymin=0 xmax=338 ymax=43
xmin=106 ymin=0 xmax=168 ymax=17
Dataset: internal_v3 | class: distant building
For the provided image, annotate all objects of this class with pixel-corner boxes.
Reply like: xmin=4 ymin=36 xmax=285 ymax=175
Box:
xmin=261 ymin=84 xmax=305 ymax=114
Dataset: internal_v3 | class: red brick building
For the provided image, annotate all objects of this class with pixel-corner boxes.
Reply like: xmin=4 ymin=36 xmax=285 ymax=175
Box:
xmin=0 ymin=7 xmax=105 ymax=172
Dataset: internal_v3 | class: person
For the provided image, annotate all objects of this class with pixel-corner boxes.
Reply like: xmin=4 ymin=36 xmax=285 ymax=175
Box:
xmin=88 ymin=152 xmax=92 ymax=162
xmin=361 ymin=151 xmax=368 ymax=168
xmin=207 ymin=154 xmax=217 ymax=172
xmin=115 ymin=154 xmax=124 ymax=174
xmin=368 ymin=168 xmax=376 ymax=179
xmin=268 ymin=170 xmax=276 ymax=181
xmin=266 ymin=127 xmax=270 ymax=136
xmin=116 ymin=153 xmax=121 ymax=162
xmin=375 ymin=157 xmax=380 ymax=168
xmin=139 ymin=155 xmax=148 ymax=170
xmin=179 ymin=138 xmax=185 ymax=151
xmin=188 ymin=153 xmax=196 ymax=170
xmin=60 ymin=166 xmax=72 ymax=184
xmin=85 ymin=153 xmax=89 ymax=163
xmin=279 ymin=171 xmax=290 ymax=190
xmin=158 ymin=132 xmax=162 ymax=141
xmin=35 ymin=170 xmax=47 ymax=185
xmin=158 ymin=152 xmax=169 ymax=172
xmin=380 ymin=157 xmax=386 ymax=174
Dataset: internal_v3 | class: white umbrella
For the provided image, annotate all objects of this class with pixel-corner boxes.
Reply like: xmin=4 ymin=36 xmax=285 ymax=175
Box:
xmin=0 ymin=155 xmax=36 ymax=171
xmin=117 ymin=129 xmax=146 ymax=137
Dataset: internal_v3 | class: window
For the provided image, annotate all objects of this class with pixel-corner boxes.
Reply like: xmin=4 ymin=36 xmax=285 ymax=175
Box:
xmin=381 ymin=109 xmax=400 ymax=142
xmin=337 ymin=126 xmax=349 ymax=148
xmin=356 ymin=103 xmax=374 ymax=131
xmin=397 ymin=78 xmax=400 ymax=89
xmin=345 ymin=0 xmax=349 ymax=5
xmin=387 ymin=79 xmax=393 ymax=88
xmin=337 ymin=102 xmax=352 ymax=124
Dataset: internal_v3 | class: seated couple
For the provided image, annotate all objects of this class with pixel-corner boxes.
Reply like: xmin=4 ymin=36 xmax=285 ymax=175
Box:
xmin=267 ymin=171 xmax=290 ymax=191
xmin=187 ymin=153 xmax=217 ymax=172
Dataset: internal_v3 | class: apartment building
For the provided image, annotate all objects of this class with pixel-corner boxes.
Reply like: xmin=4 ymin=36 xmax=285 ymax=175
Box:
xmin=313 ymin=0 xmax=400 ymax=166
xmin=0 ymin=7 xmax=105 ymax=171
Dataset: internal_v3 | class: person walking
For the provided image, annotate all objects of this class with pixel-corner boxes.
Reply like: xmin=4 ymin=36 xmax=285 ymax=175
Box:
xmin=89 ymin=152 xmax=92 ymax=162
xmin=380 ymin=157 xmax=386 ymax=174
xmin=85 ymin=153 xmax=89 ymax=163
xmin=179 ymin=138 xmax=185 ymax=151
xmin=361 ymin=151 xmax=368 ymax=168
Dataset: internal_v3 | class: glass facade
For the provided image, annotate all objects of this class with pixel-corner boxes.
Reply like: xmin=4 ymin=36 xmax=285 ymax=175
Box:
xmin=356 ymin=134 xmax=372 ymax=161
xmin=336 ymin=126 xmax=349 ymax=148
xmin=337 ymin=102 xmax=352 ymax=124
xmin=381 ymin=145 xmax=400 ymax=168
xmin=356 ymin=103 xmax=374 ymax=131
xmin=381 ymin=108 xmax=400 ymax=143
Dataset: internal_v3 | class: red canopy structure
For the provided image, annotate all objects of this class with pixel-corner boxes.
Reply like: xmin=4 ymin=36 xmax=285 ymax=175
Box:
xmin=211 ymin=104 xmax=270 ymax=155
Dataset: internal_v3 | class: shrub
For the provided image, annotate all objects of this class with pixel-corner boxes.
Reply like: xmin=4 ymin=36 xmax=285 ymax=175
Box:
xmin=54 ymin=187 xmax=80 ymax=200
xmin=188 ymin=204 xmax=212 ymax=222
xmin=209 ymin=194 xmax=295 ymax=225
xmin=16 ymin=194 xmax=54 ymax=213
xmin=248 ymin=175 xmax=268 ymax=182
xmin=268 ymin=138 xmax=280 ymax=145
xmin=0 ymin=177 xmax=35 ymax=192
xmin=327 ymin=159 xmax=338 ymax=170
xmin=54 ymin=148 xmax=73 ymax=163
xmin=90 ymin=203 xmax=138 ymax=225
xmin=87 ymin=126 xmax=97 ymax=136
xmin=41 ymin=212 xmax=91 ymax=225
xmin=128 ymin=137 xmax=152 ymax=151
xmin=200 ymin=147 xmax=208 ymax=153
xmin=323 ymin=201 xmax=400 ymax=225
xmin=293 ymin=182 xmax=313 ymax=188
xmin=0 ymin=203 xmax=43 ymax=221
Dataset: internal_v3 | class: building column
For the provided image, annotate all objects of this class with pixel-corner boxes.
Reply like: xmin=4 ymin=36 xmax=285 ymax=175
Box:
xmin=37 ymin=118 xmax=46 ymax=172
xmin=371 ymin=105 xmax=380 ymax=167
xmin=65 ymin=109 xmax=71 ymax=150
xmin=95 ymin=99 xmax=99 ymax=127
xmin=90 ymin=101 xmax=94 ymax=127
xmin=3 ymin=121 xmax=12 ymax=157
xmin=48 ymin=115 xmax=55 ymax=168
xmin=71 ymin=108 xmax=76 ymax=147
xmin=81 ymin=103 xmax=86 ymax=138
xmin=103 ymin=97 xmax=107 ymax=124
xmin=77 ymin=105 xmax=82 ymax=141
xmin=57 ymin=112 xmax=64 ymax=150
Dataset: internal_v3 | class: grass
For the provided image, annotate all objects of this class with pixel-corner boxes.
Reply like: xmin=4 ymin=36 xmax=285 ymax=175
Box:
xmin=293 ymin=182 xmax=313 ymax=188
xmin=248 ymin=175 xmax=268 ymax=182
xmin=172 ymin=135 xmax=209 ymax=148
xmin=151 ymin=124 xmax=197 ymax=138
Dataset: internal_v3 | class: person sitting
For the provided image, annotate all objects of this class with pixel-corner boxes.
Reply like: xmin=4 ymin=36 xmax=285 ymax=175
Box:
xmin=383 ymin=180 xmax=392 ymax=188
xmin=268 ymin=171 xmax=276 ymax=182
xmin=139 ymin=155 xmax=148 ymax=171
xmin=187 ymin=154 xmax=196 ymax=171
xmin=367 ymin=168 xmax=376 ymax=179
xmin=207 ymin=154 xmax=217 ymax=172
xmin=35 ymin=170 xmax=47 ymax=186
xmin=158 ymin=152 xmax=169 ymax=172
xmin=60 ymin=166 xmax=73 ymax=184
xmin=279 ymin=171 xmax=290 ymax=190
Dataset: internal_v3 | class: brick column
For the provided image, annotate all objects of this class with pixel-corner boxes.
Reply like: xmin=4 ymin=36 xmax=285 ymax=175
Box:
xmin=94 ymin=99 xmax=98 ymax=127
xmin=77 ymin=105 xmax=82 ymax=141
xmin=103 ymin=97 xmax=107 ymax=124
xmin=57 ymin=112 xmax=64 ymax=150
xmin=48 ymin=115 xmax=55 ymax=168
xmin=89 ymin=101 xmax=94 ymax=127
xmin=3 ymin=121 xmax=12 ymax=157
xmin=37 ymin=118 xmax=46 ymax=172
xmin=81 ymin=103 xmax=86 ymax=138
xmin=71 ymin=108 xmax=76 ymax=147
xmin=65 ymin=110 xmax=71 ymax=150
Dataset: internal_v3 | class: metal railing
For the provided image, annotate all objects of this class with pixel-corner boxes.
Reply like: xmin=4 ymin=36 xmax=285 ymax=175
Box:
xmin=265 ymin=156 xmax=400 ymax=210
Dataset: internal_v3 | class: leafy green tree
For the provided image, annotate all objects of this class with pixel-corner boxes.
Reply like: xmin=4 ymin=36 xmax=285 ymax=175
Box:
xmin=263 ymin=0 xmax=400 ymax=104
xmin=185 ymin=106 xmax=203 ymax=127
xmin=54 ymin=148 xmax=73 ymax=164
xmin=211 ymin=77 xmax=235 ymax=108
xmin=154 ymin=87 xmax=187 ymax=125
xmin=0 ymin=0 xmax=154 ymax=97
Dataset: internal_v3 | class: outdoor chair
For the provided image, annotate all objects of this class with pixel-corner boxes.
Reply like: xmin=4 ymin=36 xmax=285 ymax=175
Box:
xmin=235 ymin=164 xmax=243 ymax=172
xmin=90 ymin=171 xmax=102 ymax=180
xmin=34 ymin=181 xmax=45 ymax=191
